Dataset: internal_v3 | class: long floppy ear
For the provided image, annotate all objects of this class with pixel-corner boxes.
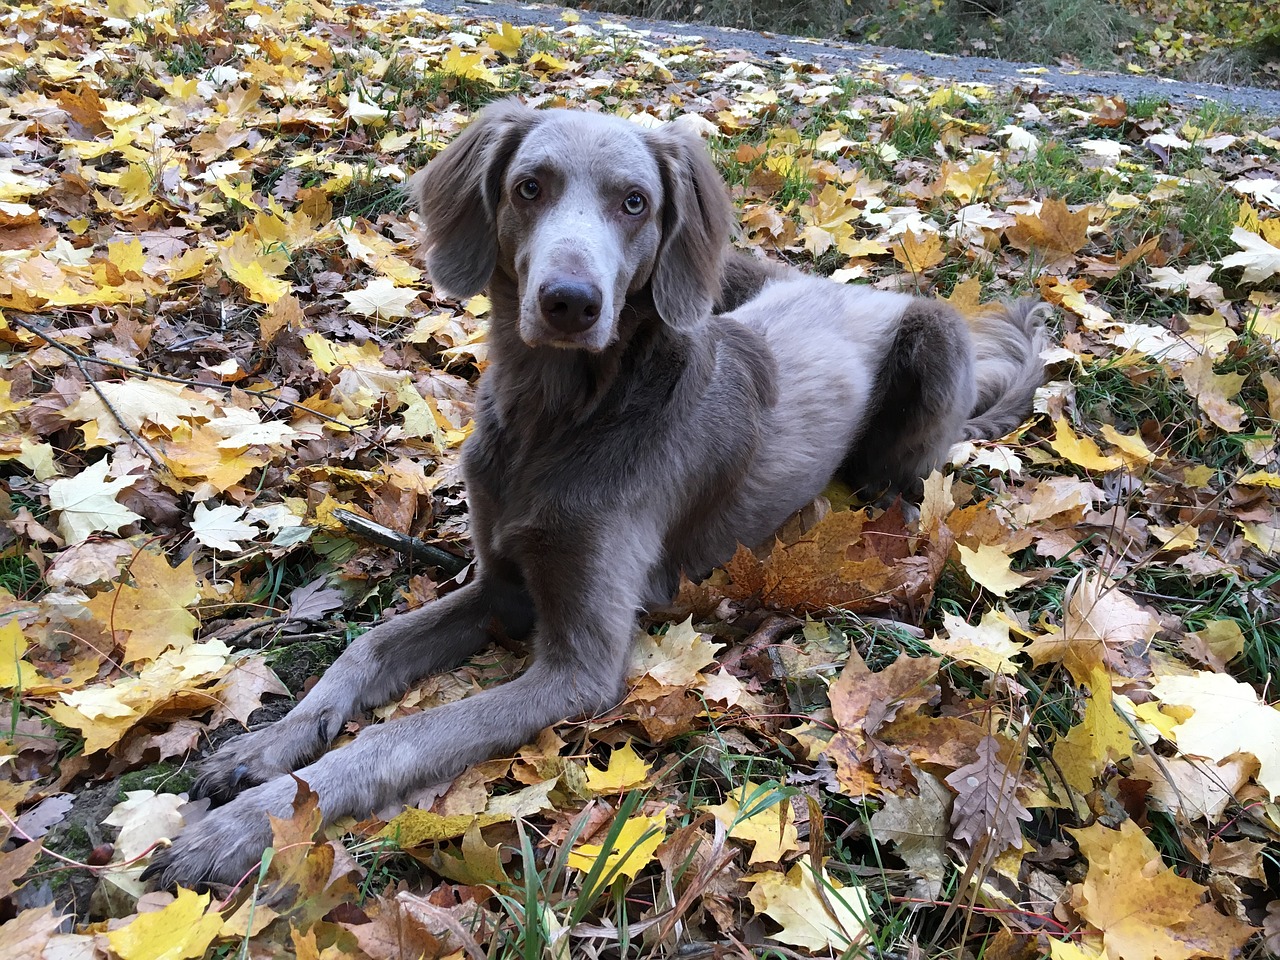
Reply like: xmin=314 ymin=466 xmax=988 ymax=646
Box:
xmin=413 ymin=98 xmax=538 ymax=298
xmin=647 ymin=123 xmax=737 ymax=331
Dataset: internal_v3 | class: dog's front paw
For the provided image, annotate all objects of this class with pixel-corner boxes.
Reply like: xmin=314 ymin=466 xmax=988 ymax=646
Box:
xmin=193 ymin=716 xmax=330 ymax=804
xmin=142 ymin=788 xmax=278 ymax=890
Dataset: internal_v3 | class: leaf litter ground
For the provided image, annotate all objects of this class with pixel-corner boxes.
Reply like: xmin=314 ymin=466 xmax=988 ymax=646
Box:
xmin=0 ymin=1 xmax=1278 ymax=958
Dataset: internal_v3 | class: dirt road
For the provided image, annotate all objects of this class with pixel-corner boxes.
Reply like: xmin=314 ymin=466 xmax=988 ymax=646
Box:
xmin=385 ymin=0 xmax=1280 ymax=115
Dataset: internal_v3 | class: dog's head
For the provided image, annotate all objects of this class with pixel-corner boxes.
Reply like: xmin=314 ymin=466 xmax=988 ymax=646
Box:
xmin=413 ymin=99 xmax=735 ymax=351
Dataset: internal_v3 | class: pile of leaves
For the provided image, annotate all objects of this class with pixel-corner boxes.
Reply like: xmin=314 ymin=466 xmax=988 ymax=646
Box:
xmin=0 ymin=0 xmax=1278 ymax=957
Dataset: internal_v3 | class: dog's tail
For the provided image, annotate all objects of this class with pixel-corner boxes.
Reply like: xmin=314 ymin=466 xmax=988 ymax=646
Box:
xmin=961 ymin=300 xmax=1051 ymax=441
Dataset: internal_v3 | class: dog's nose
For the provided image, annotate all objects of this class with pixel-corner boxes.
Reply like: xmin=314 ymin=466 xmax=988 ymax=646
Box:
xmin=539 ymin=279 xmax=602 ymax=334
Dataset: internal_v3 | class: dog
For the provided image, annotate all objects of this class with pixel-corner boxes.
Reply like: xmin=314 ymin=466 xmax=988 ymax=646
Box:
xmin=145 ymin=99 xmax=1047 ymax=887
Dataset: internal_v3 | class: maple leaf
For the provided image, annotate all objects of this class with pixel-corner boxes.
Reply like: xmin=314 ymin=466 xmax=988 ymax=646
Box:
xmin=105 ymin=888 xmax=223 ymax=960
xmin=189 ymin=501 xmax=256 ymax=553
xmin=945 ymin=736 xmax=1032 ymax=855
xmin=566 ymin=813 xmax=666 ymax=890
xmin=703 ymin=782 xmax=799 ymax=864
xmin=60 ymin=380 xmax=215 ymax=445
xmin=47 ymin=459 xmax=144 ymax=544
xmin=1151 ymin=670 xmax=1280 ymax=799
xmin=486 ymin=22 xmax=524 ymax=56
xmin=894 ymin=229 xmax=946 ymax=271
xmin=86 ymin=550 xmax=200 ymax=663
xmin=1069 ymin=820 xmax=1256 ymax=960
xmin=1220 ymin=226 xmax=1280 ymax=283
xmin=1026 ymin=573 xmax=1157 ymax=683
xmin=933 ymin=610 xmax=1025 ymax=675
xmin=745 ymin=856 xmax=870 ymax=952
xmin=955 ymin=541 xmax=1030 ymax=596
xmin=1006 ymin=198 xmax=1090 ymax=269
xmin=1052 ymin=667 xmax=1134 ymax=792
xmin=585 ymin=741 xmax=651 ymax=793
xmin=629 ymin=618 xmax=723 ymax=686
xmin=1180 ymin=353 xmax=1246 ymax=432
xmin=341 ymin=276 xmax=421 ymax=321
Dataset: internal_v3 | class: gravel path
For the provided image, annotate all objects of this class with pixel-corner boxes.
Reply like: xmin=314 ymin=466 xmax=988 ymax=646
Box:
xmin=385 ymin=0 xmax=1280 ymax=115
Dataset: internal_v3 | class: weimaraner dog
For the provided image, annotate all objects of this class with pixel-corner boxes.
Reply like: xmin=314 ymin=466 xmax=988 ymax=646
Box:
xmin=147 ymin=99 xmax=1046 ymax=886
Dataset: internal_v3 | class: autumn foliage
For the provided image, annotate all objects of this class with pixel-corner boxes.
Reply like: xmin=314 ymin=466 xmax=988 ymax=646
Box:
xmin=0 ymin=0 xmax=1278 ymax=958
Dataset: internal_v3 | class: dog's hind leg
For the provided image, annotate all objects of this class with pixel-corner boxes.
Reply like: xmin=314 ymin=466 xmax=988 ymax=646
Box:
xmin=838 ymin=299 xmax=977 ymax=501
xmin=190 ymin=572 xmax=534 ymax=804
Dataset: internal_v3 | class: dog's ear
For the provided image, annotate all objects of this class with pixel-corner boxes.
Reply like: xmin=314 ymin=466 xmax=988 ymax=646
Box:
xmin=648 ymin=123 xmax=736 ymax=331
xmin=413 ymin=98 xmax=538 ymax=298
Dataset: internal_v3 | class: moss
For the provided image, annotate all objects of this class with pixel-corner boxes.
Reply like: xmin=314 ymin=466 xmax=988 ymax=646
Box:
xmin=265 ymin=637 xmax=347 ymax=694
xmin=115 ymin=761 xmax=195 ymax=800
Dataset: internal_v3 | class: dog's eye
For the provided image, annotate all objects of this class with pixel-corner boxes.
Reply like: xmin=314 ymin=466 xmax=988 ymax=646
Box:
xmin=516 ymin=179 xmax=540 ymax=201
xmin=623 ymin=192 xmax=646 ymax=215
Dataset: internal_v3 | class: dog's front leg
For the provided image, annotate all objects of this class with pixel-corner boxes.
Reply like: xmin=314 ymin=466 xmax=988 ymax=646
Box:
xmin=147 ymin=529 xmax=647 ymax=889
xmin=190 ymin=573 xmax=533 ymax=804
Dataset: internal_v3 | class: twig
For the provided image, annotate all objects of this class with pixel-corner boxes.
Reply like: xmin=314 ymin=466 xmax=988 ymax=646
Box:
xmin=719 ymin=614 xmax=796 ymax=672
xmin=332 ymin=508 xmax=467 ymax=576
xmin=14 ymin=321 xmax=167 ymax=470
xmin=5 ymin=315 xmax=391 ymax=453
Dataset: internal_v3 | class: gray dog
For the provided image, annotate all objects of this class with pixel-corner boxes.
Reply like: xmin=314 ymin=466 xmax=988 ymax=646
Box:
xmin=146 ymin=99 xmax=1047 ymax=886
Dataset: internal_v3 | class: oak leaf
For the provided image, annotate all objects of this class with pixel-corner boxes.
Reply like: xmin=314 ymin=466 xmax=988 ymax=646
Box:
xmin=945 ymin=735 xmax=1032 ymax=855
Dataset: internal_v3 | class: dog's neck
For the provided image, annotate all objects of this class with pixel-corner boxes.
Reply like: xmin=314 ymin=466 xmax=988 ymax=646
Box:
xmin=483 ymin=274 xmax=686 ymax=424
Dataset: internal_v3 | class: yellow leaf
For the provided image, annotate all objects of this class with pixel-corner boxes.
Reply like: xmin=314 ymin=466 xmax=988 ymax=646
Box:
xmin=1153 ymin=670 xmax=1280 ymax=798
xmin=1098 ymin=425 xmax=1155 ymax=464
xmin=745 ymin=856 xmax=870 ymax=952
xmin=945 ymin=276 xmax=984 ymax=315
xmin=585 ymin=741 xmax=651 ymax=793
xmin=893 ymin=230 xmax=945 ymax=271
xmin=0 ymin=620 xmax=31 ymax=691
xmin=1238 ymin=470 xmax=1280 ymax=488
xmin=440 ymin=48 xmax=498 ymax=86
xmin=106 ymin=888 xmax=223 ymax=960
xmin=380 ymin=809 xmax=505 ymax=846
xmin=941 ymin=154 xmax=996 ymax=203
xmin=702 ymin=782 xmax=799 ymax=863
xmin=1181 ymin=354 xmax=1246 ymax=432
xmin=486 ymin=22 xmax=523 ymax=57
xmin=933 ymin=610 xmax=1025 ymax=675
xmin=955 ymin=542 xmax=1030 ymax=597
xmin=629 ymin=618 xmax=724 ymax=686
xmin=1053 ymin=667 xmax=1133 ymax=792
xmin=528 ymin=51 xmax=568 ymax=73
xmin=1068 ymin=821 xmax=1256 ymax=960
xmin=86 ymin=551 xmax=200 ymax=664
xmin=566 ymin=813 xmax=665 ymax=887
xmin=1050 ymin=418 xmax=1126 ymax=471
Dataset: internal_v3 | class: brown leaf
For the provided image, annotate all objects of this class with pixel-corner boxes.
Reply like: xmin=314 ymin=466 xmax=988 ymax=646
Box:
xmin=945 ymin=735 xmax=1031 ymax=854
xmin=1005 ymin=198 xmax=1090 ymax=270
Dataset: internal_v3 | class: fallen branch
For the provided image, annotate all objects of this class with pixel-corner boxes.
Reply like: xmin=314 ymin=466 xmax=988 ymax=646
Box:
xmin=332 ymin=508 xmax=467 ymax=576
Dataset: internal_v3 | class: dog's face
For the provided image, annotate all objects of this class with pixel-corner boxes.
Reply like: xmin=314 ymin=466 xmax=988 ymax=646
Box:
xmin=415 ymin=100 xmax=736 ymax=349
xmin=496 ymin=114 xmax=664 ymax=351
